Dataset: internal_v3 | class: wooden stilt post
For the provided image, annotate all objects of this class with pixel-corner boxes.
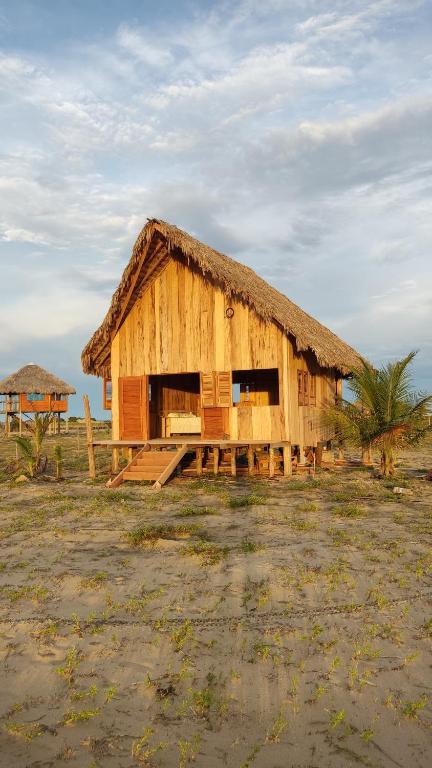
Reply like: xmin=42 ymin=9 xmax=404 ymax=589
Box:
xmin=213 ymin=447 xmax=220 ymax=475
xmin=128 ymin=447 xmax=134 ymax=463
xmin=6 ymin=413 xmax=9 ymax=437
xmin=112 ymin=447 xmax=119 ymax=474
xmin=269 ymin=446 xmax=275 ymax=478
xmin=196 ymin=447 xmax=203 ymax=475
xmin=19 ymin=407 xmax=22 ymax=436
xmin=247 ymin=446 xmax=254 ymax=476
xmin=83 ymin=395 xmax=96 ymax=480
xmin=230 ymin=447 xmax=237 ymax=477
xmin=283 ymin=444 xmax=292 ymax=476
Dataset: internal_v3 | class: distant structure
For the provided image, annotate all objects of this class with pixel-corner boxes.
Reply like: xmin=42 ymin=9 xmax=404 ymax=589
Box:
xmin=0 ymin=364 xmax=76 ymax=435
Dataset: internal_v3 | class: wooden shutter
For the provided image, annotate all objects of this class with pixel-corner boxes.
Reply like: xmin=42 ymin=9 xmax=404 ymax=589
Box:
xmin=303 ymin=372 xmax=309 ymax=406
xmin=309 ymin=375 xmax=316 ymax=406
xmin=216 ymin=372 xmax=232 ymax=407
xmin=297 ymin=371 xmax=304 ymax=406
xmin=119 ymin=375 xmax=149 ymax=440
xmin=201 ymin=373 xmax=216 ymax=408
xmin=202 ymin=408 xmax=226 ymax=439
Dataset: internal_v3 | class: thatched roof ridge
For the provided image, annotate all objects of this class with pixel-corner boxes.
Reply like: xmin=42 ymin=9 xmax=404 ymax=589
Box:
xmin=0 ymin=365 xmax=76 ymax=395
xmin=82 ymin=218 xmax=363 ymax=376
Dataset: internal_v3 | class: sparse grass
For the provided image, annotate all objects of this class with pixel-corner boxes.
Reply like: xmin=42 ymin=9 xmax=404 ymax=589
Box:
xmin=0 ymin=584 xmax=51 ymax=603
xmin=175 ymin=505 xmax=217 ymax=517
xmin=228 ymin=494 xmax=266 ymax=508
xmin=181 ymin=540 xmax=229 ymax=566
xmin=80 ymin=571 xmax=108 ymax=589
xmin=62 ymin=707 xmax=101 ymax=725
xmin=295 ymin=501 xmax=319 ymax=513
xmin=240 ymin=537 xmax=265 ymax=554
xmin=5 ymin=721 xmax=44 ymax=741
xmin=126 ymin=523 xmax=202 ymax=546
xmin=333 ymin=503 xmax=366 ymax=518
xmin=286 ymin=517 xmax=317 ymax=532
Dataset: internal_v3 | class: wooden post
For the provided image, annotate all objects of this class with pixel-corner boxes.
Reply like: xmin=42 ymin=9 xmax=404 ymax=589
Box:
xmin=19 ymin=407 xmax=22 ymax=436
xmin=66 ymin=417 xmax=69 ymax=434
xmin=269 ymin=446 xmax=275 ymax=478
xmin=112 ymin=447 xmax=119 ymax=474
xmin=247 ymin=446 xmax=254 ymax=476
xmin=283 ymin=444 xmax=292 ymax=476
xmin=5 ymin=413 xmax=9 ymax=437
xmin=230 ymin=447 xmax=237 ymax=477
xmin=298 ymin=445 xmax=306 ymax=465
xmin=213 ymin=447 xmax=220 ymax=475
xmin=128 ymin=447 xmax=134 ymax=464
xmin=83 ymin=395 xmax=96 ymax=479
xmin=315 ymin=443 xmax=323 ymax=468
xmin=196 ymin=447 xmax=203 ymax=475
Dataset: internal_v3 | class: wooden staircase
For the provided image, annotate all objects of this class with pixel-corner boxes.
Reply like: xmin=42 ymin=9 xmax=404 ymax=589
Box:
xmin=107 ymin=445 xmax=188 ymax=490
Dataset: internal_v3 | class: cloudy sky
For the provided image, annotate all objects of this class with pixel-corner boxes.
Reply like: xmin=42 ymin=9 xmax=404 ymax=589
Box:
xmin=1 ymin=0 xmax=431 ymax=416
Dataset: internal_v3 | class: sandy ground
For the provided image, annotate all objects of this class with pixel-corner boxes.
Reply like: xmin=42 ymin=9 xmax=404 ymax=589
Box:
xmin=0 ymin=432 xmax=431 ymax=768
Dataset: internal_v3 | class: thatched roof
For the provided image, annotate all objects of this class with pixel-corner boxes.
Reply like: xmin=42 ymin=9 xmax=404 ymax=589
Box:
xmin=0 ymin=364 xmax=76 ymax=395
xmin=82 ymin=218 xmax=363 ymax=377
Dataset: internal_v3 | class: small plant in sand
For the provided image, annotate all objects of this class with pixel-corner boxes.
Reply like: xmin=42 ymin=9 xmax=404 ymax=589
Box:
xmin=62 ymin=707 xmax=101 ymax=725
xmin=178 ymin=733 xmax=201 ymax=767
xmin=56 ymin=647 xmax=82 ymax=685
xmin=265 ymin=710 xmax=288 ymax=743
xmin=171 ymin=619 xmax=195 ymax=652
xmin=242 ymin=576 xmax=271 ymax=608
xmin=401 ymin=695 xmax=428 ymax=719
xmin=329 ymin=709 xmax=346 ymax=729
xmin=131 ymin=726 xmax=167 ymax=763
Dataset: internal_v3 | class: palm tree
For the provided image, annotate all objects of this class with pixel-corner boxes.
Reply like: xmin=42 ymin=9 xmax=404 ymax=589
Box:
xmin=13 ymin=413 xmax=53 ymax=477
xmin=322 ymin=351 xmax=432 ymax=476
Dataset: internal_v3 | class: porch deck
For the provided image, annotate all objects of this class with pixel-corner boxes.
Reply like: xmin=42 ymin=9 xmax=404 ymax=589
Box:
xmin=93 ymin=438 xmax=291 ymax=448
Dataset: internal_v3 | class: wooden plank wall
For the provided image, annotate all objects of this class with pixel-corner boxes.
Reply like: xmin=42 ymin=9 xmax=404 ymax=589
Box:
xmin=110 ymin=254 xmax=340 ymax=446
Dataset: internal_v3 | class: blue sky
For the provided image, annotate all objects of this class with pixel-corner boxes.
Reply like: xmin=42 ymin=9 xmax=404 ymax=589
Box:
xmin=0 ymin=0 xmax=431 ymax=417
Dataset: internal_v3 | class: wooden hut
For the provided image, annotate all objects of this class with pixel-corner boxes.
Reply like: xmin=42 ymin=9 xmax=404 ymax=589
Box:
xmin=0 ymin=364 xmax=76 ymax=435
xmin=82 ymin=219 xmax=362 ymax=486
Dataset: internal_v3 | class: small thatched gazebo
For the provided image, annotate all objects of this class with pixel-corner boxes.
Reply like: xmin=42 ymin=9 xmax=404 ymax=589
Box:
xmin=0 ymin=364 xmax=76 ymax=435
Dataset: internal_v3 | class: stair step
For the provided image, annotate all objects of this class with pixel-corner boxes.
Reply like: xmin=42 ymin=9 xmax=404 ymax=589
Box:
xmin=134 ymin=457 xmax=173 ymax=467
xmin=123 ymin=471 xmax=161 ymax=481
xmin=126 ymin=465 xmax=170 ymax=475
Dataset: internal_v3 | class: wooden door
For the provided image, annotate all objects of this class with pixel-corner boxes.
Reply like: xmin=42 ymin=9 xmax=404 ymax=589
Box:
xmin=119 ymin=376 xmax=149 ymax=440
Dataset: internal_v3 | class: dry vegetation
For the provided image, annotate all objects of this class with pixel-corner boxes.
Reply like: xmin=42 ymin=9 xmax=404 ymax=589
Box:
xmin=0 ymin=432 xmax=431 ymax=767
